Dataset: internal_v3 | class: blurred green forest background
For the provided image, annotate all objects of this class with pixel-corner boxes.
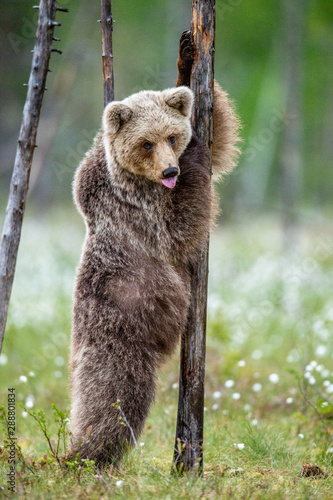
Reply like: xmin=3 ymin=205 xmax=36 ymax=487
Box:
xmin=0 ymin=0 xmax=332 ymax=221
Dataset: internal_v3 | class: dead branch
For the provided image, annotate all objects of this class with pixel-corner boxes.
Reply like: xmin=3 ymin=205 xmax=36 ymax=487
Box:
xmin=0 ymin=0 xmax=65 ymax=352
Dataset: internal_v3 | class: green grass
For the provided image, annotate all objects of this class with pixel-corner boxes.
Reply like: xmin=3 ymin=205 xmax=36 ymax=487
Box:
xmin=1 ymin=209 xmax=333 ymax=499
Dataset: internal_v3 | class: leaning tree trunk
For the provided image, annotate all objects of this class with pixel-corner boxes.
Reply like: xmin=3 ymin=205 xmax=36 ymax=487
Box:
xmin=101 ymin=0 xmax=114 ymax=107
xmin=173 ymin=0 xmax=215 ymax=475
xmin=0 ymin=0 xmax=65 ymax=353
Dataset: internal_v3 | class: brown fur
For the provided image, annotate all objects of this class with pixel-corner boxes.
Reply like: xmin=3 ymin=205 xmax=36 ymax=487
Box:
xmin=69 ymin=32 xmax=241 ymax=467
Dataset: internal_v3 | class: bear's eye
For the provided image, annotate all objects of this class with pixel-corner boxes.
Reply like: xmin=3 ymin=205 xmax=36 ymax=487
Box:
xmin=143 ymin=141 xmax=153 ymax=151
xmin=168 ymin=135 xmax=176 ymax=145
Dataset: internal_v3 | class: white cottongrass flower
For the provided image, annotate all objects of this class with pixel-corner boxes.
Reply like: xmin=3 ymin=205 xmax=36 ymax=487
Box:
xmin=321 ymin=402 xmax=328 ymax=407
xmin=222 ymin=409 xmax=229 ymax=415
xmin=268 ymin=373 xmax=279 ymax=384
xmin=237 ymin=360 xmax=246 ymax=367
xmin=55 ymin=356 xmax=65 ymax=367
xmin=213 ymin=391 xmax=222 ymax=399
xmin=252 ymin=349 xmax=263 ymax=360
xmin=286 ymin=397 xmax=293 ymax=404
xmin=225 ymin=380 xmax=235 ymax=388
xmin=316 ymin=345 xmax=327 ymax=357
xmin=19 ymin=375 xmax=28 ymax=383
xmin=298 ymin=433 xmax=304 ymax=439
xmin=327 ymin=448 xmax=333 ymax=454
xmin=243 ymin=404 xmax=251 ymax=411
xmin=0 ymin=354 xmax=8 ymax=365
xmin=29 ymin=371 xmax=35 ymax=377
xmin=139 ymin=442 xmax=145 ymax=447
xmin=232 ymin=393 xmax=241 ymax=400
xmin=252 ymin=383 xmax=262 ymax=392
xmin=326 ymin=384 xmax=333 ymax=394
xmin=116 ymin=480 xmax=124 ymax=487
xmin=22 ymin=411 xmax=28 ymax=418
xmin=25 ymin=395 xmax=34 ymax=409
xmin=308 ymin=376 xmax=316 ymax=385
xmin=323 ymin=380 xmax=331 ymax=387
xmin=234 ymin=443 xmax=245 ymax=450
xmin=251 ymin=419 xmax=258 ymax=426
xmin=212 ymin=403 xmax=219 ymax=410
xmin=172 ymin=383 xmax=178 ymax=390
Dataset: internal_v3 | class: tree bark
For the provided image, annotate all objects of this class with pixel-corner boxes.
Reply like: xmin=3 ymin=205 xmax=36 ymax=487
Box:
xmin=173 ymin=0 xmax=215 ymax=475
xmin=0 ymin=0 xmax=62 ymax=353
xmin=280 ymin=0 xmax=309 ymax=250
xmin=101 ymin=0 xmax=114 ymax=107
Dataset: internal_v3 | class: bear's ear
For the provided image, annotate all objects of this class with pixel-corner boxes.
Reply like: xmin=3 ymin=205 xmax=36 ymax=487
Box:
xmin=103 ymin=102 xmax=133 ymax=135
xmin=163 ymin=87 xmax=193 ymax=117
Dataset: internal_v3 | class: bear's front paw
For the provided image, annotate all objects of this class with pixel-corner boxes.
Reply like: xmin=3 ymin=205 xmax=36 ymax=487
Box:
xmin=176 ymin=30 xmax=194 ymax=87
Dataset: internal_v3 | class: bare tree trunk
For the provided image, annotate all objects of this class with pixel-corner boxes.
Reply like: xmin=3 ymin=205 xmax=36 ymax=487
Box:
xmin=173 ymin=0 xmax=215 ymax=475
xmin=101 ymin=0 xmax=114 ymax=107
xmin=0 ymin=0 xmax=65 ymax=353
xmin=280 ymin=0 xmax=309 ymax=250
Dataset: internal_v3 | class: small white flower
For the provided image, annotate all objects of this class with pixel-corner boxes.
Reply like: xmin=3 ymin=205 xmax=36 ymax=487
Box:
xmin=305 ymin=364 xmax=313 ymax=372
xmin=22 ymin=411 xmax=28 ymax=418
xmin=116 ymin=480 xmax=123 ymax=487
xmin=323 ymin=380 xmax=331 ymax=387
xmin=0 ymin=354 xmax=8 ymax=366
xmin=304 ymin=371 xmax=311 ymax=379
xmin=19 ymin=375 xmax=28 ymax=383
xmin=326 ymin=384 xmax=333 ymax=394
xmin=212 ymin=403 xmax=219 ymax=410
xmin=237 ymin=360 xmax=246 ymax=367
xmin=213 ymin=391 xmax=222 ymax=399
xmin=25 ymin=395 xmax=34 ymax=409
xmin=286 ymin=397 xmax=293 ymax=404
xmin=327 ymin=447 xmax=333 ymax=453
xmin=251 ymin=419 xmax=258 ymax=426
xmin=53 ymin=371 xmax=62 ymax=378
xmin=233 ymin=443 xmax=245 ymax=450
xmin=321 ymin=402 xmax=328 ymax=407
xmin=322 ymin=369 xmax=330 ymax=378
xmin=252 ymin=383 xmax=262 ymax=392
xmin=308 ymin=376 xmax=316 ymax=385
xmin=268 ymin=373 xmax=279 ymax=384
xmin=310 ymin=360 xmax=317 ymax=368
xmin=172 ymin=382 xmax=178 ymax=390
xmin=298 ymin=433 xmax=304 ymax=439
xmin=29 ymin=371 xmax=35 ymax=377
xmin=252 ymin=349 xmax=263 ymax=360
xmin=253 ymin=372 xmax=260 ymax=379
xmin=315 ymin=364 xmax=324 ymax=372
xmin=316 ymin=346 xmax=327 ymax=357
xmin=204 ymin=407 xmax=207 ymax=412
xmin=225 ymin=380 xmax=234 ymax=388
xmin=222 ymin=409 xmax=229 ymax=415
xmin=55 ymin=356 xmax=65 ymax=367
xmin=232 ymin=392 xmax=241 ymax=400
xmin=139 ymin=442 xmax=145 ymax=447
xmin=312 ymin=443 xmax=316 ymax=447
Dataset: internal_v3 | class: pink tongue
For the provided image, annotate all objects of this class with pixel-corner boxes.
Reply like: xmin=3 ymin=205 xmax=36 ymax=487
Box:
xmin=161 ymin=176 xmax=177 ymax=189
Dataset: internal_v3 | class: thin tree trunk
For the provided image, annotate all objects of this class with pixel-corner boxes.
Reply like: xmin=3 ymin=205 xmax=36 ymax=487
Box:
xmin=101 ymin=0 xmax=114 ymax=107
xmin=0 ymin=0 xmax=64 ymax=353
xmin=173 ymin=0 xmax=215 ymax=475
xmin=280 ymin=0 xmax=309 ymax=250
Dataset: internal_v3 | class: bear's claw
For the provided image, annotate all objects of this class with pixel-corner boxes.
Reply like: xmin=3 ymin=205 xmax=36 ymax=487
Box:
xmin=179 ymin=30 xmax=194 ymax=65
xmin=176 ymin=30 xmax=194 ymax=88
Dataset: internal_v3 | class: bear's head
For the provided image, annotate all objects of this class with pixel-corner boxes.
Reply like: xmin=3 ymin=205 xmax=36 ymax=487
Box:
xmin=103 ymin=87 xmax=193 ymax=189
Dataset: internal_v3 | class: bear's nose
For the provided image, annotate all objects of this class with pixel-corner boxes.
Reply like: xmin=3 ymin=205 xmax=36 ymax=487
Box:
xmin=162 ymin=167 xmax=179 ymax=178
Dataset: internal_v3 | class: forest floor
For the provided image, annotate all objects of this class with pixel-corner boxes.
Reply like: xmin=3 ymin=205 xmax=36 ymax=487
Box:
xmin=1 ymin=208 xmax=333 ymax=499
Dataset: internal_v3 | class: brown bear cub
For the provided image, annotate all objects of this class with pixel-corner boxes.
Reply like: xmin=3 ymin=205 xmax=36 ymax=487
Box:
xmin=69 ymin=31 xmax=240 ymax=467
